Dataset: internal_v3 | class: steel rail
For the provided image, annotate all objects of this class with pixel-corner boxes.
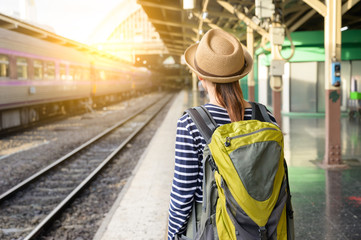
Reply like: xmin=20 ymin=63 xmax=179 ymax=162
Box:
xmin=23 ymin=94 xmax=173 ymax=240
xmin=0 ymin=94 xmax=167 ymax=202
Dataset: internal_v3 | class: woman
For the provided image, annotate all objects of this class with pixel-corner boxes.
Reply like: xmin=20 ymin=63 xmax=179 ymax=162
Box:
xmin=167 ymin=29 xmax=277 ymax=240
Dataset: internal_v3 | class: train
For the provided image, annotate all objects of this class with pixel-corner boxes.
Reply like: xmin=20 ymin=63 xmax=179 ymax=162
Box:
xmin=0 ymin=27 xmax=159 ymax=132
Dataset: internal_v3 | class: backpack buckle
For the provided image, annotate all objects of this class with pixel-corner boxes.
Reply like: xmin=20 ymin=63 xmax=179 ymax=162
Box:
xmin=258 ymin=226 xmax=267 ymax=240
xmin=208 ymin=156 xmax=218 ymax=172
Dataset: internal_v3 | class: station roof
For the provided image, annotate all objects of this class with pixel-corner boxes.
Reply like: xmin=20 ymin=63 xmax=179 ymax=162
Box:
xmin=0 ymin=13 xmax=122 ymax=62
xmin=137 ymin=0 xmax=361 ymax=56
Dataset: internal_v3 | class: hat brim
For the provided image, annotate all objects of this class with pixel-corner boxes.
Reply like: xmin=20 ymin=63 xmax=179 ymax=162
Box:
xmin=184 ymin=42 xmax=253 ymax=83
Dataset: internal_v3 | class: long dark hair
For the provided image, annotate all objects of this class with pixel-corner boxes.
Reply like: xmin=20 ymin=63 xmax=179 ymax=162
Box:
xmin=214 ymin=81 xmax=245 ymax=122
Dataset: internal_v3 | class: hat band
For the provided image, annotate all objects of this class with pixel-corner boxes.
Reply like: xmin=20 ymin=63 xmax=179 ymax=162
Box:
xmin=194 ymin=58 xmax=247 ymax=78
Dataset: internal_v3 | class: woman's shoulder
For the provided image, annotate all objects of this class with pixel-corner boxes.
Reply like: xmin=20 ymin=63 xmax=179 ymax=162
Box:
xmin=180 ymin=102 xmax=277 ymax=126
xmin=203 ymin=103 xmax=227 ymax=112
xmin=178 ymin=111 xmax=192 ymax=125
xmin=249 ymin=102 xmax=278 ymax=125
xmin=178 ymin=104 xmax=228 ymax=126
xmin=180 ymin=104 xmax=227 ymax=117
xmin=203 ymin=104 xmax=231 ymax=125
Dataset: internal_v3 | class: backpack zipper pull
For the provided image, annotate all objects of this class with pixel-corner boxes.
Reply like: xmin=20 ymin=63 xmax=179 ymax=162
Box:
xmin=225 ymin=137 xmax=231 ymax=147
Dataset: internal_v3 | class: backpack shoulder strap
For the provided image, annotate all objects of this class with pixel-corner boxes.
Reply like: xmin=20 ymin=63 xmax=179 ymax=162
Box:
xmin=249 ymin=102 xmax=272 ymax=123
xmin=185 ymin=106 xmax=217 ymax=143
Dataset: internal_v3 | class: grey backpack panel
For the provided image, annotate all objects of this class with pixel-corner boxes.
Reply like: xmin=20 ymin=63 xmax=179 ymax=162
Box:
xmin=229 ymin=141 xmax=282 ymax=201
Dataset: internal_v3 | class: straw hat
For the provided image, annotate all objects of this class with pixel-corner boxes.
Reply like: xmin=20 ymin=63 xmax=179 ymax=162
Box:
xmin=184 ymin=28 xmax=253 ymax=83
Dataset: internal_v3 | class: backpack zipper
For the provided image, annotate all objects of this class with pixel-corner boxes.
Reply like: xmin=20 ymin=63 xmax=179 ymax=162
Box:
xmin=225 ymin=127 xmax=279 ymax=147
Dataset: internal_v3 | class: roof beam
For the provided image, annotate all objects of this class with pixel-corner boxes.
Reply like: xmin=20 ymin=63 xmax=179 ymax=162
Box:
xmin=76 ymin=46 xmax=88 ymax=51
xmin=180 ymin=5 xmax=187 ymax=56
xmin=167 ymin=52 xmax=183 ymax=56
xmin=165 ymin=49 xmax=184 ymax=55
xmin=194 ymin=12 xmax=243 ymax=37
xmin=0 ymin=22 xmax=18 ymax=29
xmin=289 ymin=9 xmax=316 ymax=32
xmin=138 ymin=0 xmax=238 ymax=20
xmin=166 ymin=47 xmax=184 ymax=53
xmin=161 ymin=38 xmax=193 ymax=45
xmin=285 ymin=8 xmax=308 ymax=27
xmin=32 ymin=33 xmax=48 ymax=39
xmin=343 ymin=15 xmax=361 ymax=25
xmin=342 ymin=0 xmax=360 ymax=15
xmin=283 ymin=4 xmax=308 ymax=15
xmin=137 ymin=0 xmax=182 ymax=12
xmin=217 ymin=1 xmax=269 ymax=39
xmin=158 ymin=3 xmax=175 ymax=50
xmin=207 ymin=10 xmax=238 ymax=20
xmin=166 ymin=47 xmax=183 ymax=52
xmin=194 ymin=12 xmax=221 ymax=31
xmin=302 ymin=0 xmax=326 ymax=17
xmin=197 ymin=0 xmax=210 ymax=40
xmin=157 ymin=30 xmax=194 ymax=38
xmin=148 ymin=18 xmax=197 ymax=30
xmin=53 ymin=40 xmax=67 ymax=45
xmin=163 ymin=41 xmax=185 ymax=49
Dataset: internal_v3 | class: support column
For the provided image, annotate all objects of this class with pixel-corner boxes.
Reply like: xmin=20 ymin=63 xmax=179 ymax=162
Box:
xmin=323 ymin=0 xmax=342 ymax=165
xmin=192 ymin=72 xmax=198 ymax=91
xmin=325 ymin=170 xmax=342 ymax=238
xmin=247 ymin=26 xmax=255 ymax=102
xmin=270 ymin=22 xmax=284 ymax=129
xmin=271 ymin=76 xmax=282 ymax=128
xmin=192 ymin=72 xmax=199 ymax=106
xmin=272 ymin=89 xmax=282 ymax=127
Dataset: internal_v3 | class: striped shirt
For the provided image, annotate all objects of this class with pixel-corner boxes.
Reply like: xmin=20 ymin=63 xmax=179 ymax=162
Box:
xmin=167 ymin=103 xmax=277 ymax=240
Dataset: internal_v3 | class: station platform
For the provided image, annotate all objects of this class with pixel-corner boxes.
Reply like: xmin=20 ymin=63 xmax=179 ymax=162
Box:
xmin=93 ymin=89 xmax=361 ymax=240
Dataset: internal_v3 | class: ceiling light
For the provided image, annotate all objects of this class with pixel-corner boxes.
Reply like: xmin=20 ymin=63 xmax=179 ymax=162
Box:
xmin=202 ymin=12 xmax=208 ymax=19
xmin=183 ymin=0 xmax=194 ymax=10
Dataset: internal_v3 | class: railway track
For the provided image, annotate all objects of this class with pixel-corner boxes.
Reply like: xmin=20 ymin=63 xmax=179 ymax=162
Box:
xmin=0 ymin=93 xmax=173 ymax=240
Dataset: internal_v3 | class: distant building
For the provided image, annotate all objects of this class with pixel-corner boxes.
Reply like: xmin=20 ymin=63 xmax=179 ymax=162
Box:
xmin=0 ymin=0 xmax=54 ymax=32
xmin=88 ymin=0 xmax=166 ymax=63
xmin=0 ymin=0 xmax=37 ymax=21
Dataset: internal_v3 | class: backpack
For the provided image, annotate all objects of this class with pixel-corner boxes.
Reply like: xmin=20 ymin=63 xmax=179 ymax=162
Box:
xmin=178 ymin=102 xmax=294 ymax=240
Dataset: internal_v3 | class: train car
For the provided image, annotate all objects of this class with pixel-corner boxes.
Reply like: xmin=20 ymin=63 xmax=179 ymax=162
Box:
xmin=0 ymin=27 xmax=153 ymax=131
xmin=131 ymin=66 xmax=153 ymax=93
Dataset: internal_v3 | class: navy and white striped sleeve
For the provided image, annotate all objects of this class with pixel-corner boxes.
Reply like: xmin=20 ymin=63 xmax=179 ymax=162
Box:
xmin=167 ymin=113 xmax=203 ymax=240
xmin=266 ymin=109 xmax=278 ymax=126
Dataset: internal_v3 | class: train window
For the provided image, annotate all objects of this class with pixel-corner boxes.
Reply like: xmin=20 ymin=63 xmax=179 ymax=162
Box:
xmin=99 ymin=70 xmax=106 ymax=80
xmin=108 ymin=72 xmax=114 ymax=80
xmin=69 ymin=66 xmax=75 ymax=80
xmin=44 ymin=61 xmax=55 ymax=80
xmin=16 ymin=57 xmax=28 ymax=80
xmin=60 ymin=64 xmax=67 ymax=80
xmin=0 ymin=55 xmax=10 ymax=78
xmin=83 ymin=68 xmax=90 ymax=80
xmin=34 ymin=60 xmax=43 ymax=80
xmin=111 ymin=72 xmax=118 ymax=80
xmin=74 ymin=68 xmax=82 ymax=81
